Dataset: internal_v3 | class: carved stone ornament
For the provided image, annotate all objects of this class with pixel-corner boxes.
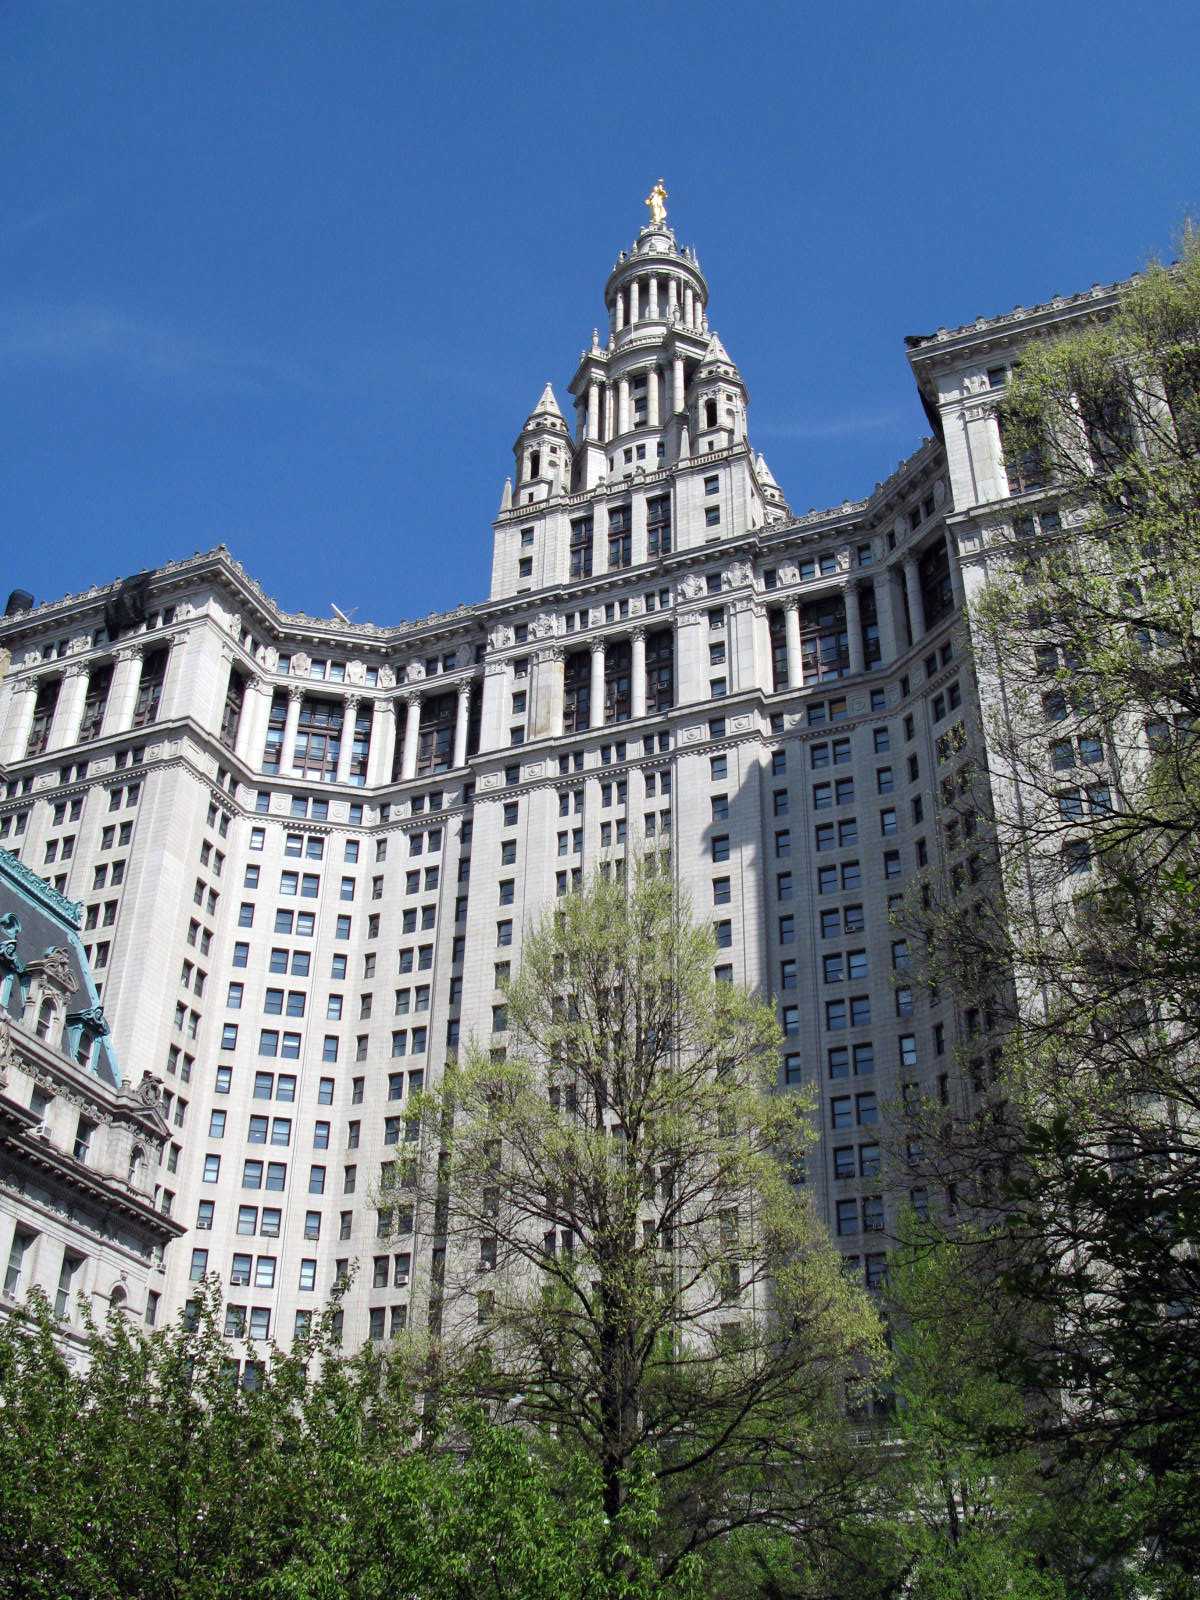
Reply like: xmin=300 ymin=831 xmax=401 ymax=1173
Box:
xmin=175 ymin=599 xmax=196 ymax=621
xmin=961 ymin=371 xmax=990 ymax=396
xmin=489 ymin=625 xmax=515 ymax=650
xmin=776 ymin=561 xmax=800 ymax=585
xmin=405 ymin=660 xmax=426 ymax=683
xmin=346 ymin=660 xmax=367 ymax=685
xmin=69 ymin=1004 xmax=108 ymax=1034
xmin=66 ymin=634 xmax=90 ymax=655
xmin=290 ymin=652 xmax=312 ymax=677
xmin=225 ymin=609 xmax=242 ymax=637
xmin=378 ymin=665 xmax=397 ymax=689
xmin=136 ymin=1072 xmax=162 ymax=1107
xmin=0 ymin=910 xmax=21 ymax=967
xmin=529 ymin=612 xmax=557 ymax=640
xmin=722 ymin=560 xmax=753 ymax=590
xmin=0 ymin=1015 xmax=16 ymax=1082
xmin=255 ymin=643 xmax=279 ymax=670
xmin=676 ymin=573 xmax=706 ymax=601
xmin=40 ymin=948 xmax=79 ymax=995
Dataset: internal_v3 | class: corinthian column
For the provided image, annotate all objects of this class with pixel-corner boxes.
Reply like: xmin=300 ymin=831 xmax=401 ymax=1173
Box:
xmin=589 ymin=640 xmax=606 ymax=729
xmin=368 ymin=697 xmax=396 ymax=785
xmin=844 ymin=584 xmax=865 ymax=676
xmin=631 ymin=628 xmax=647 ymax=720
xmin=453 ymin=681 xmax=472 ymax=769
xmin=903 ymin=556 xmax=926 ymax=644
xmin=282 ymin=686 xmax=305 ymax=773
xmin=47 ymin=664 xmax=89 ymax=752
xmin=102 ymin=646 xmax=145 ymax=737
xmin=784 ymin=603 xmax=804 ymax=690
xmin=336 ymin=696 xmax=360 ymax=784
xmin=401 ymin=692 xmax=422 ymax=782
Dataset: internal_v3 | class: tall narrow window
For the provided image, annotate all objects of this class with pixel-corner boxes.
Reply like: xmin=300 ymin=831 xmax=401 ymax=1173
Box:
xmin=608 ymin=505 xmax=631 ymax=570
xmin=569 ymin=516 xmax=594 ymax=579
xmin=645 ymin=629 xmax=674 ymax=714
xmin=78 ymin=664 xmax=113 ymax=743
xmin=220 ymin=668 xmax=247 ymax=750
xmin=768 ymin=610 xmax=788 ymax=691
xmin=563 ymin=651 xmax=591 ymax=733
xmin=604 ymin=640 xmax=632 ymax=724
xmin=294 ymin=697 xmax=343 ymax=783
xmin=416 ymin=693 xmax=456 ymax=776
xmin=800 ymin=595 xmax=850 ymax=682
xmin=647 ymin=494 xmax=672 ymax=557
xmin=25 ymin=680 xmax=60 ymax=758
xmin=132 ymin=649 xmax=168 ymax=728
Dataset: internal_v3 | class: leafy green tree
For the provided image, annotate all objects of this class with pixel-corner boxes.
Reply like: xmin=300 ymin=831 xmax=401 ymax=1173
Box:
xmin=908 ymin=226 xmax=1200 ymax=1589
xmin=0 ymin=1283 xmax=690 ymax=1600
xmin=404 ymin=863 xmax=885 ymax=1588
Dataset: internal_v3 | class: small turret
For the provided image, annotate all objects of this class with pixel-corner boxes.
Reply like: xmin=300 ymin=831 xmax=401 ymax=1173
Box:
xmin=755 ymin=452 xmax=790 ymax=520
xmin=512 ymin=383 xmax=573 ymax=505
xmin=691 ymin=333 xmax=748 ymax=448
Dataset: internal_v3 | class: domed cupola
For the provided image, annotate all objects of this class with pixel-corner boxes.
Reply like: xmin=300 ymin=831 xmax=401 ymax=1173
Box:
xmin=603 ymin=182 xmax=711 ymax=346
xmin=691 ymin=332 xmax=748 ymax=450
xmin=512 ymin=383 xmax=573 ymax=505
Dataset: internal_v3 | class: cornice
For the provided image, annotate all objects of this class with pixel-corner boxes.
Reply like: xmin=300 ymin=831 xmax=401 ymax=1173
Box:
xmin=0 ymin=849 xmax=83 ymax=926
xmin=905 ymin=277 xmax=1131 ymax=365
xmin=0 ymin=1132 xmax=186 ymax=1242
xmin=0 ymin=545 xmax=488 ymax=659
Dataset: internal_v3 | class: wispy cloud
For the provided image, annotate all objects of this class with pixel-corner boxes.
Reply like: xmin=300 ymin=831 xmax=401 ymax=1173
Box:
xmin=756 ymin=408 xmax=909 ymax=442
xmin=0 ymin=200 xmax=84 ymax=252
xmin=0 ymin=301 xmax=312 ymax=394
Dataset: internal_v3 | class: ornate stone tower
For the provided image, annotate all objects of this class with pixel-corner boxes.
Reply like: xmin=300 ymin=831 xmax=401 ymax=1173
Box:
xmin=489 ymin=190 xmax=778 ymax=603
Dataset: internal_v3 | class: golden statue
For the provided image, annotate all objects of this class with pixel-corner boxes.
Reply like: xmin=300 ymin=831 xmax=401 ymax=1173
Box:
xmin=644 ymin=179 xmax=668 ymax=228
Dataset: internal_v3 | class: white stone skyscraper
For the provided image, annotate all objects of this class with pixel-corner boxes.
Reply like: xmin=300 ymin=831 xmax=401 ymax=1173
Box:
xmin=0 ymin=197 xmax=1125 ymax=1359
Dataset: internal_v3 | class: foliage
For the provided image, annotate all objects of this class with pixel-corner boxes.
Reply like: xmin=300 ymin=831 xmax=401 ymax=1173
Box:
xmin=908 ymin=224 xmax=1200 ymax=1589
xmin=0 ymin=1283 xmax=692 ymax=1600
xmin=403 ymin=862 xmax=886 ymax=1584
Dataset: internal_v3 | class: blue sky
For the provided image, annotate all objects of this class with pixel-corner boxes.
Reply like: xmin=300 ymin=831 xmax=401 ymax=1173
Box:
xmin=3 ymin=1 xmax=1198 ymax=624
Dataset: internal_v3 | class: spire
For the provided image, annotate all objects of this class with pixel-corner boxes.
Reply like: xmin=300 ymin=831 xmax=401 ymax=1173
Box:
xmin=756 ymin=453 xmax=789 ymax=517
xmin=499 ymin=477 xmax=512 ymax=512
xmin=698 ymin=332 xmax=738 ymax=373
xmin=524 ymin=383 xmax=565 ymax=428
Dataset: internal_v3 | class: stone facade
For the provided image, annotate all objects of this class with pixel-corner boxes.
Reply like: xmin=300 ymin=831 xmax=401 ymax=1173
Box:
xmin=0 ymin=848 xmax=183 ymax=1358
xmin=0 ymin=207 xmax=1125 ymax=1362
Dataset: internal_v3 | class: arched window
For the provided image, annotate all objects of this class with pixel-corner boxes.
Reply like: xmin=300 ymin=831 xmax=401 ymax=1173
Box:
xmin=109 ymin=1285 xmax=129 ymax=1316
xmin=703 ymin=398 xmax=718 ymax=430
xmin=528 ymin=449 xmax=541 ymax=481
xmin=36 ymin=998 xmax=55 ymax=1040
xmin=128 ymin=1147 xmax=145 ymax=1187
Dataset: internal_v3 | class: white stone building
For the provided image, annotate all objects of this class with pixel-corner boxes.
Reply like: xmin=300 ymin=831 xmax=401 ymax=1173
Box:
xmin=0 ymin=201 xmax=1126 ymax=1361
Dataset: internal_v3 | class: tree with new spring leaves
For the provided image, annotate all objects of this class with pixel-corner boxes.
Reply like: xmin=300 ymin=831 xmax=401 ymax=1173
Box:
xmin=408 ymin=863 xmax=885 ymax=1587
xmin=0 ymin=1281 xmax=696 ymax=1600
xmin=910 ymin=226 xmax=1200 ymax=1585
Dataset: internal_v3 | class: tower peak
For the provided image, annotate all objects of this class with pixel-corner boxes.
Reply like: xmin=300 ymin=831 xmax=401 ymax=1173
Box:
xmin=524 ymin=382 xmax=565 ymax=428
